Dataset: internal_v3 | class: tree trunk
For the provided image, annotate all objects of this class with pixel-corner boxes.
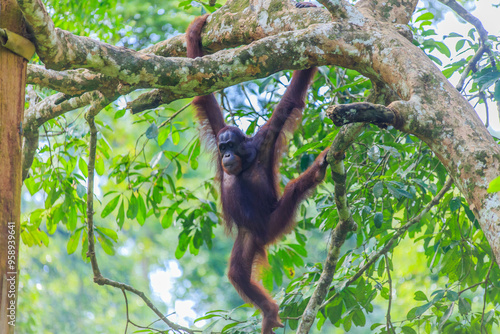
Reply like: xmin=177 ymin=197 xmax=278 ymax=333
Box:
xmin=0 ymin=0 xmax=27 ymax=332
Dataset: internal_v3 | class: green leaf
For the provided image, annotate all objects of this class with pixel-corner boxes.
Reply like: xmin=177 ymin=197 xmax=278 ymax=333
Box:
xmin=24 ymin=176 xmax=40 ymax=195
xmin=171 ymin=126 xmax=180 ymax=145
xmin=427 ymin=54 xmax=442 ymax=66
xmin=467 ymin=28 xmax=476 ymax=40
xmin=136 ymin=193 xmax=147 ymax=225
xmin=114 ymin=108 xmax=126 ymax=119
xmin=294 ymin=142 xmax=322 ymax=156
xmin=449 ymin=197 xmax=461 ymax=211
xmin=98 ymin=234 xmax=115 ymax=255
xmin=34 ymin=229 xmax=49 ymax=247
xmin=377 ymin=257 xmax=385 ymax=277
xmin=101 ymin=195 xmax=120 ymax=218
xmin=300 ymin=154 xmax=314 ymax=172
xmin=458 ymin=296 xmax=471 ymax=314
xmin=67 ymin=229 xmax=82 ymax=254
xmin=96 ymin=227 xmax=118 ymax=242
xmin=95 ymin=155 xmax=105 ymax=176
xmin=288 ymin=244 xmax=307 ymax=257
xmin=379 ymin=144 xmax=401 ymax=159
xmin=402 ymin=326 xmax=417 ymax=334
xmin=434 ymin=41 xmax=451 ymax=58
xmin=386 ymin=183 xmax=401 ymax=199
xmin=414 ymin=291 xmax=428 ymax=301
xmin=415 ymin=12 xmax=434 ymax=22
xmin=474 ymin=67 xmax=500 ymax=91
xmin=189 ymin=139 xmax=201 ymax=170
xmin=373 ymin=181 xmax=384 ymax=198
xmin=221 ymin=322 xmax=239 ymax=332
xmin=352 ymin=310 xmax=366 ymax=327
xmin=462 ymin=203 xmax=476 ymax=223
xmin=21 ymin=230 xmax=34 ymax=247
xmin=150 ymin=151 xmax=163 ymax=169
xmin=194 ymin=313 xmax=220 ymax=322
xmin=175 ymin=160 xmax=182 ymax=179
xmin=193 ymin=230 xmax=203 ymax=249
xmin=68 ymin=206 xmax=77 ymax=231
xmin=162 ymin=208 xmax=175 ymax=229
xmin=446 ymin=290 xmax=458 ymax=302
xmin=439 ymin=304 xmax=454 ymax=330
xmin=79 ymin=157 xmax=88 ymax=177
xmin=117 ymin=200 xmax=125 ymax=229
xmin=455 ymin=39 xmax=466 ymax=51
xmin=495 ymin=80 xmax=500 ymax=101
xmin=166 ymin=175 xmax=177 ymax=194
xmin=146 ymin=123 xmax=159 ymax=139
xmin=415 ymin=302 xmax=432 ymax=318
xmin=488 ymin=175 xmax=500 ymax=193
xmin=158 ymin=127 xmax=170 ymax=146
xmin=127 ymin=194 xmax=138 ymax=219
xmin=374 ymin=212 xmax=383 ymax=228
xmin=432 ymin=290 xmax=445 ymax=301
xmin=175 ymin=231 xmax=190 ymax=259
xmin=76 ymin=183 xmax=86 ymax=198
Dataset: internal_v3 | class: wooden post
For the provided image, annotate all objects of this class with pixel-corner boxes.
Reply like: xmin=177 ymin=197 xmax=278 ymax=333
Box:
xmin=0 ymin=0 xmax=28 ymax=332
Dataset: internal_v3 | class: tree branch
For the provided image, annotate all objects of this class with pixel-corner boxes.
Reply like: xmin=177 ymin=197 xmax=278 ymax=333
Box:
xmin=356 ymin=0 xmax=419 ymax=24
xmin=27 ymin=64 xmax=121 ymax=96
xmin=296 ymin=84 xmax=400 ymax=333
xmin=21 ymin=91 xmax=120 ymax=180
xmin=385 ymin=254 xmax=395 ymax=334
xmin=317 ymin=0 xmax=349 ymax=18
xmin=297 ymin=155 xmax=357 ymax=334
xmin=320 ymin=178 xmax=453 ymax=309
xmin=438 ymin=0 xmax=496 ymax=92
xmin=82 ymin=96 xmax=194 ymax=333
xmin=325 ymin=102 xmax=403 ymax=129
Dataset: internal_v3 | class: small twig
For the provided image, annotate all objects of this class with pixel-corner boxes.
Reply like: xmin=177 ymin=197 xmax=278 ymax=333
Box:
xmin=456 ymin=45 xmax=488 ymax=92
xmin=438 ymin=0 xmax=488 ymax=43
xmin=159 ymin=102 xmax=191 ymax=129
xmin=122 ymin=289 xmax=130 ymax=334
xmin=479 ymin=92 xmax=490 ymax=128
xmin=439 ymin=0 xmax=495 ymax=92
xmin=83 ymin=96 xmax=195 ymax=334
xmin=385 ymin=254 xmax=395 ymax=334
xmin=481 ymin=261 xmax=494 ymax=333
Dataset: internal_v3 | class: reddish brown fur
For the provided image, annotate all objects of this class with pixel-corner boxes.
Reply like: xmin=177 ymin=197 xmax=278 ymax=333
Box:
xmin=186 ymin=15 xmax=328 ymax=334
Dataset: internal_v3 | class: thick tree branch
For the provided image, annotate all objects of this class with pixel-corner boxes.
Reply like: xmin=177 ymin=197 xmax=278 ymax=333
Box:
xmin=27 ymin=64 xmax=121 ymax=96
xmin=356 ymin=0 xmax=418 ymax=24
xmin=317 ymin=0 xmax=349 ymax=18
xmin=18 ymin=0 xmax=331 ymax=72
xmin=24 ymin=22 xmax=365 ymax=94
xmin=325 ymin=102 xmax=403 ymax=129
xmin=21 ymin=0 xmax=404 ymax=114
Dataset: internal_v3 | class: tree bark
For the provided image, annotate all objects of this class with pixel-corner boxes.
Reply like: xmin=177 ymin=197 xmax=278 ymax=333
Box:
xmin=0 ymin=0 xmax=27 ymax=332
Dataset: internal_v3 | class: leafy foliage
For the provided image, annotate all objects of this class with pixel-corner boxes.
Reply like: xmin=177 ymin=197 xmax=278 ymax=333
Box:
xmin=19 ymin=1 xmax=500 ymax=334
